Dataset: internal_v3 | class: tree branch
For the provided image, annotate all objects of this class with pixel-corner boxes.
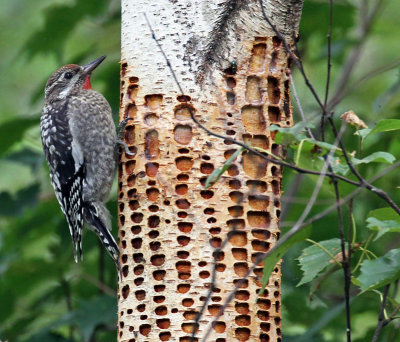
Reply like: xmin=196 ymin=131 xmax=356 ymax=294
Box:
xmin=372 ymin=284 xmax=391 ymax=342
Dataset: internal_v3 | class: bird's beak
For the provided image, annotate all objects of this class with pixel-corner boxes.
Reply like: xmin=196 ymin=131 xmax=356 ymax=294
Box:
xmin=82 ymin=56 xmax=106 ymax=75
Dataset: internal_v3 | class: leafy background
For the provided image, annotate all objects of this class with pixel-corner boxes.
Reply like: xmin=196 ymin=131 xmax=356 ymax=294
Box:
xmin=0 ymin=0 xmax=120 ymax=341
xmin=0 ymin=0 xmax=400 ymax=341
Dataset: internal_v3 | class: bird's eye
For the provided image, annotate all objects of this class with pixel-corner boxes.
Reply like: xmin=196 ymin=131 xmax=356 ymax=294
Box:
xmin=64 ymin=72 xmax=73 ymax=79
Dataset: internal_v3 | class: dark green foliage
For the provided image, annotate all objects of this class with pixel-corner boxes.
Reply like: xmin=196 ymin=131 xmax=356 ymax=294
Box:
xmin=0 ymin=184 xmax=40 ymax=217
xmin=300 ymin=1 xmax=356 ymax=62
xmin=23 ymin=0 xmax=108 ymax=60
xmin=357 ymin=248 xmax=400 ymax=291
xmin=0 ymin=0 xmax=120 ymax=341
xmin=280 ymin=1 xmax=400 ymax=340
xmin=0 ymin=118 xmax=39 ymax=156
xmin=1 ymin=0 xmax=400 ymax=341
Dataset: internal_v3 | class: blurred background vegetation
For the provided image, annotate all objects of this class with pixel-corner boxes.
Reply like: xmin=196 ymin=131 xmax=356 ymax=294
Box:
xmin=0 ymin=0 xmax=399 ymax=341
xmin=0 ymin=0 xmax=120 ymax=341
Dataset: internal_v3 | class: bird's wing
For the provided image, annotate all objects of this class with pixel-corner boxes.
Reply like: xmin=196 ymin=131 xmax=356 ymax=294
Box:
xmin=40 ymin=102 xmax=84 ymax=261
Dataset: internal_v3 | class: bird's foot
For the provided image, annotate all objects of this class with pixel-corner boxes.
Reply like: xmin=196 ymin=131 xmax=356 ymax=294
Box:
xmin=117 ymin=118 xmax=135 ymax=157
xmin=117 ymin=117 xmax=134 ymax=140
xmin=117 ymin=140 xmax=136 ymax=156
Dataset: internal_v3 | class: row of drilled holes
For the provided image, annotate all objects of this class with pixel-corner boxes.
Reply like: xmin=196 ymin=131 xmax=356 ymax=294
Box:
xmin=124 ymin=330 xmax=279 ymax=342
xmin=175 ymin=116 xmax=202 ymax=338
xmin=138 ymin=96 xmax=168 ymax=340
xmin=199 ymin=155 xmax=223 ymax=333
xmin=226 ymin=75 xmax=281 ymax=103
xmin=141 ymin=106 xmax=193 ymax=341
xmin=178 ymin=150 xmax=230 ymax=339
xmin=118 ymin=128 xmax=282 ymax=332
xmin=120 ymin=88 xmax=173 ymax=339
xmin=118 ymin=72 xmax=139 ymax=340
xmin=120 ymin=38 xmax=286 ymax=338
xmin=228 ymin=45 xmax=281 ymax=340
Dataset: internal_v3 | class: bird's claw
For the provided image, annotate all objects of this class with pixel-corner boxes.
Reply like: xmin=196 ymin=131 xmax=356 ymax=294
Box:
xmin=117 ymin=140 xmax=136 ymax=156
xmin=117 ymin=117 xmax=134 ymax=140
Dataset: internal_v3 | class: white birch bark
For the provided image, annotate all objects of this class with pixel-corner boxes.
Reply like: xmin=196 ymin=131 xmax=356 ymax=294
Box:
xmin=118 ymin=1 xmax=303 ymax=341
xmin=121 ymin=0 xmax=302 ymax=96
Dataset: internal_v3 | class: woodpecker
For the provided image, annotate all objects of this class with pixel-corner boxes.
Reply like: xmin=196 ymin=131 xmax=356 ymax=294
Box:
xmin=40 ymin=56 xmax=121 ymax=273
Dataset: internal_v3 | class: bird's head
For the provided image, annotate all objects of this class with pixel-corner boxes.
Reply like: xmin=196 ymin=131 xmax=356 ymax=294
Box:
xmin=44 ymin=56 xmax=106 ymax=101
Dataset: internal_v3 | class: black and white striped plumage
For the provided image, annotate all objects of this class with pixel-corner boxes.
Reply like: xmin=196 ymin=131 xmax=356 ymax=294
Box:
xmin=40 ymin=56 xmax=120 ymax=272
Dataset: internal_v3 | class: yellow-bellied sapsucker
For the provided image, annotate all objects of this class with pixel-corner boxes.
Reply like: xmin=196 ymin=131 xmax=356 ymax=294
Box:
xmin=40 ymin=56 xmax=120 ymax=272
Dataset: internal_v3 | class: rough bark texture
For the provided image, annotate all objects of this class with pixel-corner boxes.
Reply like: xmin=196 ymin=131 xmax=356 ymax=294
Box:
xmin=118 ymin=1 xmax=303 ymax=341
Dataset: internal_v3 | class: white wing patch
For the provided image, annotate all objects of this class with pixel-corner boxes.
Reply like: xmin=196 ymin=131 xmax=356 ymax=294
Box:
xmin=71 ymin=140 xmax=84 ymax=173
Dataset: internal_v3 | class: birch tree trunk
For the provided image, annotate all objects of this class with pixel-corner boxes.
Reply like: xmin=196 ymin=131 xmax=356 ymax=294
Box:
xmin=118 ymin=1 xmax=303 ymax=341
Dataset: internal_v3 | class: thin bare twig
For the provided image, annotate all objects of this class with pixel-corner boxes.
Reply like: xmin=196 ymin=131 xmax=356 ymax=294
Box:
xmin=372 ymin=284 xmax=391 ymax=342
xmin=371 ymin=284 xmax=400 ymax=341
xmin=327 ymin=116 xmax=400 ymax=215
xmin=320 ymin=0 xmax=334 ymax=141
xmin=324 ymin=0 xmax=333 ymax=108
xmin=386 ymin=303 xmax=400 ymax=326
xmin=325 ymin=3 xmax=350 ymax=328
xmin=282 ymin=74 xmax=315 ymax=223
xmin=330 ymin=167 xmax=352 ymax=342
xmin=289 ymin=73 xmax=315 ymax=140
xmin=289 ymin=161 xmax=400 ymax=229
xmin=347 ymin=199 xmax=354 ymax=330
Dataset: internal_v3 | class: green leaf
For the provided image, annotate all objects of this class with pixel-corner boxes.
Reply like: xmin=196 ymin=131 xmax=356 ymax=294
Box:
xmin=205 ymin=168 xmax=223 ymax=188
xmin=307 ymin=139 xmax=341 ymax=153
xmin=205 ymin=147 xmax=244 ymax=188
xmin=357 ymin=248 xmax=400 ymax=291
xmin=271 ymin=123 xmax=345 ymax=169
xmin=354 ymin=128 xmax=371 ymax=139
xmin=352 ymin=151 xmax=395 ymax=165
xmin=270 ymin=122 xmax=311 ymax=144
xmin=369 ymin=119 xmax=400 ymax=135
xmin=326 ymin=156 xmax=350 ymax=176
xmin=297 ymin=238 xmax=345 ymax=287
xmin=261 ymin=227 xmax=310 ymax=293
xmin=0 ymin=117 xmax=39 ymax=156
xmin=295 ymin=139 xmax=342 ymax=165
xmin=351 ymin=277 xmax=361 ymax=287
xmin=367 ymin=208 xmax=400 ymax=240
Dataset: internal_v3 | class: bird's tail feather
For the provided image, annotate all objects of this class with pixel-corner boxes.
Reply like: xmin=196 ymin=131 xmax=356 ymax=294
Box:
xmin=62 ymin=201 xmax=83 ymax=263
xmin=83 ymin=202 xmax=121 ymax=274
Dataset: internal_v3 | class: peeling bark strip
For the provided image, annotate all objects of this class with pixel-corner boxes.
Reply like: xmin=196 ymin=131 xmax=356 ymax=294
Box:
xmin=119 ymin=1 xmax=303 ymax=341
